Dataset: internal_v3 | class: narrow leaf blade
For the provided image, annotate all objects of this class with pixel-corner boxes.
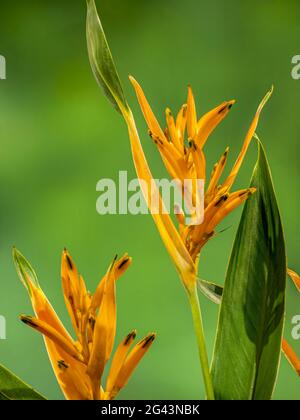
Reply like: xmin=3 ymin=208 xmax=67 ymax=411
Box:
xmin=0 ymin=363 xmax=46 ymax=400
xmin=211 ymin=142 xmax=286 ymax=400
xmin=86 ymin=0 xmax=128 ymax=114
xmin=197 ymin=279 xmax=223 ymax=305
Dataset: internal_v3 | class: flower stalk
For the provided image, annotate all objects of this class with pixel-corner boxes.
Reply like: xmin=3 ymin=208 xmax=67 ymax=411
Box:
xmin=187 ymin=283 xmax=215 ymax=400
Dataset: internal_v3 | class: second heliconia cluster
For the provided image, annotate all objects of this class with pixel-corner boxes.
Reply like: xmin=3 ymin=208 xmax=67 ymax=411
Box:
xmin=14 ymin=248 xmax=155 ymax=400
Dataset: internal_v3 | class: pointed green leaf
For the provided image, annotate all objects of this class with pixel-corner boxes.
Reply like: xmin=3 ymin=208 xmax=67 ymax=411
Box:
xmin=211 ymin=142 xmax=286 ymax=400
xmin=0 ymin=363 xmax=46 ymax=400
xmin=13 ymin=247 xmax=39 ymax=294
xmin=198 ymin=279 xmax=223 ymax=305
xmin=86 ymin=0 xmax=129 ymax=114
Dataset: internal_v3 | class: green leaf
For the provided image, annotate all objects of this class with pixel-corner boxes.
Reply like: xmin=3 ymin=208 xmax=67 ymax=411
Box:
xmin=13 ymin=247 xmax=39 ymax=295
xmin=86 ymin=0 xmax=129 ymax=114
xmin=197 ymin=279 xmax=223 ymax=305
xmin=0 ymin=363 xmax=46 ymax=400
xmin=211 ymin=142 xmax=286 ymax=400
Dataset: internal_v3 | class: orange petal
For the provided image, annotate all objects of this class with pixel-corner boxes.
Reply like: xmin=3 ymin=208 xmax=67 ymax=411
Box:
xmin=205 ymin=147 xmax=229 ymax=205
xmin=21 ymin=314 xmax=90 ymax=400
xmin=288 ymin=269 xmax=300 ymax=292
xmin=108 ymin=333 xmax=156 ymax=399
xmin=61 ymin=249 xmax=81 ymax=335
xmin=123 ymin=97 xmax=196 ymax=288
xmin=282 ymin=338 xmax=300 ymax=376
xmin=222 ymin=87 xmax=273 ymax=190
xmin=90 ymin=254 xmax=132 ymax=313
xmin=176 ymin=104 xmax=187 ymax=149
xmin=87 ymin=257 xmax=117 ymax=386
xmin=205 ymin=188 xmax=256 ymax=234
xmin=20 ymin=315 xmax=83 ymax=363
xmin=49 ymin=344 xmax=92 ymax=400
xmin=129 ymin=76 xmax=167 ymax=145
xmin=106 ymin=330 xmax=137 ymax=393
xmin=130 ymin=77 xmax=185 ymax=181
xmin=189 ymin=140 xmax=206 ymax=182
xmin=56 ymin=360 xmax=93 ymax=400
xmin=187 ymin=86 xmax=197 ymax=140
xmin=195 ymin=101 xmax=235 ymax=149
xmin=166 ymin=108 xmax=181 ymax=150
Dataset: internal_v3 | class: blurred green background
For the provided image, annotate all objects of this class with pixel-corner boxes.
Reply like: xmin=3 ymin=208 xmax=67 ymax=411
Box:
xmin=0 ymin=0 xmax=299 ymax=400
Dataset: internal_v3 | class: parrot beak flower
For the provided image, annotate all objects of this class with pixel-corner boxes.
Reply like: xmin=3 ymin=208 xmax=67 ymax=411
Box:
xmin=282 ymin=269 xmax=300 ymax=376
xmin=127 ymin=76 xmax=272 ymax=280
xmin=13 ymin=247 xmax=155 ymax=400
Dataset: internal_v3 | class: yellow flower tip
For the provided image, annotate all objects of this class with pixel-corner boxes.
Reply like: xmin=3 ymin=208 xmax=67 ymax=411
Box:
xmin=128 ymin=74 xmax=138 ymax=87
xmin=217 ymin=100 xmax=236 ymax=117
xmin=61 ymin=249 xmax=78 ymax=281
xmin=62 ymin=250 xmax=75 ymax=272
xmin=19 ymin=315 xmax=34 ymax=325
xmin=187 ymin=86 xmax=197 ymax=124
xmin=288 ymin=268 xmax=300 ymax=292
xmin=249 ymin=187 xmax=257 ymax=195
xmin=224 ymin=146 xmax=230 ymax=156
xmin=117 ymin=255 xmax=132 ymax=275
xmin=118 ymin=253 xmax=131 ymax=264
xmin=165 ymin=108 xmax=172 ymax=117
xmin=187 ymin=86 xmax=196 ymax=109
xmin=140 ymin=332 xmax=156 ymax=348
xmin=228 ymin=99 xmax=236 ymax=108
xmin=124 ymin=329 xmax=137 ymax=344
xmin=237 ymin=188 xmax=256 ymax=199
xmin=181 ymin=103 xmax=188 ymax=117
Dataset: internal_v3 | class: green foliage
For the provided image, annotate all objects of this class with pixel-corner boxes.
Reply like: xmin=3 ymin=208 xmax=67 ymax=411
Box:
xmin=211 ymin=142 xmax=287 ymax=400
xmin=0 ymin=364 xmax=46 ymax=400
xmin=86 ymin=0 xmax=128 ymax=115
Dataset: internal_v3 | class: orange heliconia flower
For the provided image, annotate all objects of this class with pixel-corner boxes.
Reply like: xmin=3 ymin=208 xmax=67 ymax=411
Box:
xmin=124 ymin=77 xmax=272 ymax=289
xmin=14 ymin=248 xmax=155 ymax=400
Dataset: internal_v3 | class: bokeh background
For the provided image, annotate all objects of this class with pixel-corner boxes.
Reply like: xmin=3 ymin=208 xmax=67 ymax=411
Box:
xmin=0 ymin=0 xmax=299 ymax=400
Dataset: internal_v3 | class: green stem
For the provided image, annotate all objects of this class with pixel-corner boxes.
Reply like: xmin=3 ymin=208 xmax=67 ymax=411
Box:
xmin=188 ymin=285 xmax=215 ymax=400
